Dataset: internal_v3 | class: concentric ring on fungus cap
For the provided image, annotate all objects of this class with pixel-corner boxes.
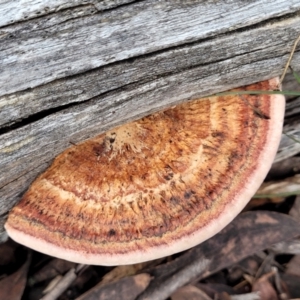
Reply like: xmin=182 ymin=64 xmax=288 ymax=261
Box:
xmin=5 ymin=78 xmax=285 ymax=265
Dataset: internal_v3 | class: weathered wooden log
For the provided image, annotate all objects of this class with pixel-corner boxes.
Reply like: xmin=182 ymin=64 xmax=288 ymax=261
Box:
xmin=1 ymin=0 xmax=300 ymax=240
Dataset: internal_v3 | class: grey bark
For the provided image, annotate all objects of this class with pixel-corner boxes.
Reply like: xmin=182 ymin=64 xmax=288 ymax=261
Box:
xmin=0 ymin=0 xmax=300 ymax=238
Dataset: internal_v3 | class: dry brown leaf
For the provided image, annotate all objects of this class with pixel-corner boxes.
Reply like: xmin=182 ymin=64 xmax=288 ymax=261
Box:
xmin=137 ymin=211 xmax=300 ymax=300
xmin=171 ymin=285 xmax=212 ymax=300
xmin=0 ymin=251 xmax=31 ymax=300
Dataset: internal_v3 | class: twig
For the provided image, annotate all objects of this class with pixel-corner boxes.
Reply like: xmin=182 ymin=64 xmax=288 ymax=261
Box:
xmin=254 ymin=252 xmax=274 ymax=280
xmin=272 ymin=266 xmax=288 ymax=300
xmin=280 ymin=34 xmax=300 ymax=84
xmin=271 ymin=238 xmax=300 ymax=255
xmin=283 ymin=132 xmax=300 ymax=145
xmin=136 ymin=258 xmax=210 ymax=300
xmin=231 ymin=292 xmax=261 ymax=300
xmin=41 ymin=264 xmax=86 ymax=300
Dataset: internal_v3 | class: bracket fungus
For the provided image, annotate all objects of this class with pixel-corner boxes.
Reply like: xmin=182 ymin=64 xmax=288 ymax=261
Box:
xmin=5 ymin=78 xmax=285 ymax=266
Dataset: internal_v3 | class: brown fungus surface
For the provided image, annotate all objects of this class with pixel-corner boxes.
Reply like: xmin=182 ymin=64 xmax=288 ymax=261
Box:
xmin=5 ymin=78 xmax=285 ymax=265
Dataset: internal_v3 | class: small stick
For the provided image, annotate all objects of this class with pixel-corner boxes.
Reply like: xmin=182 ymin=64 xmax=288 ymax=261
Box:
xmin=41 ymin=264 xmax=86 ymax=300
xmin=137 ymin=258 xmax=210 ymax=300
xmin=254 ymin=252 xmax=274 ymax=280
xmin=280 ymin=34 xmax=300 ymax=84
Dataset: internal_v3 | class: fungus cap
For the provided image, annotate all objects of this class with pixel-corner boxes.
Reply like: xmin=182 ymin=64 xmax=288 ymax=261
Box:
xmin=5 ymin=78 xmax=285 ymax=265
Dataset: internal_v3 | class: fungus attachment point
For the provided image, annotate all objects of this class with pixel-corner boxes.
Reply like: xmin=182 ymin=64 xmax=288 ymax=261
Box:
xmin=5 ymin=78 xmax=285 ymax=265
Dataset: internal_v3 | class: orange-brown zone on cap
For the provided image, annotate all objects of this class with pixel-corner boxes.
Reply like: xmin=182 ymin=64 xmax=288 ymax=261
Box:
xmin=7 ymin=80 xmax=276 ymax=255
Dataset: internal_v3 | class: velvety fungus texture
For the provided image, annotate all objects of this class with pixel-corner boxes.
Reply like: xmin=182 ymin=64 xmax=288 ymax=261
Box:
xmin=5 ymin=78 xmax=285 ymax=265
